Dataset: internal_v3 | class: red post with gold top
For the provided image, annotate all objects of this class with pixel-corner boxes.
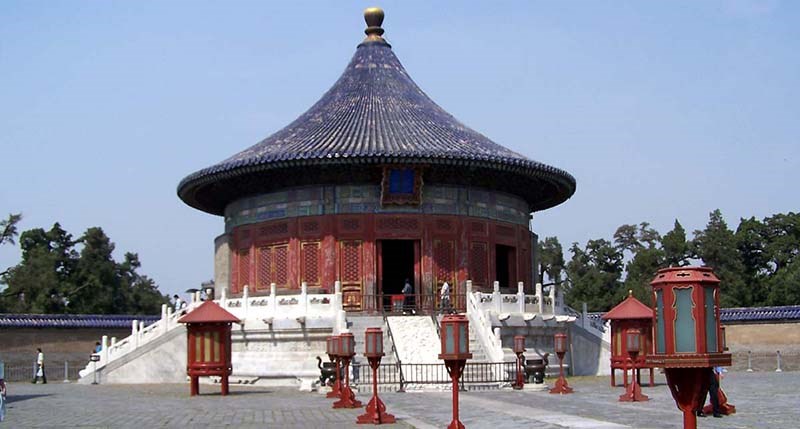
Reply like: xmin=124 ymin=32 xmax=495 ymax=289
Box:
xmin=645 ymin=267 xmax=733 ymax=429
xmin=618 ymin=328 xmax=648 ymax=402
xmin=439 ymin=314 xmax=472 ymax=429
xmin=326 ymin=336 xmax=343 ymax=399
xmin=549 ymin=332 xmax=574 ymax=394
xmin=178 ymin=301 xmax=240 ymax=396
xmin=357 ymin=327 xmax=395 ymax=424
xmin=333 ymin=332 xmax=362 ymax=409
xmin=513 ymin=335 xmax=525 ymax=390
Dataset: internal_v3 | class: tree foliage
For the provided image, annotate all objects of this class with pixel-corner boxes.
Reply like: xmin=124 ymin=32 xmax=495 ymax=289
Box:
xmin=0 ymin=223 xmax=168 ymax=314
xmin=564 ymin=239 xmax=623 ymax=311
xmin=561 ymin=210 xmax=800 ymax=311
xmin=537 ymin=236 xmax=565 ymax=286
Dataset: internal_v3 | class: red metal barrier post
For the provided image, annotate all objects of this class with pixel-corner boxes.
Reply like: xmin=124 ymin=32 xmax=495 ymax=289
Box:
xmin=333 ymin=332 xmax=363 ymax=409
xmin=619 ymin=328 xmax=648 ymax=402
xmin=513 ymin=335 xmax=525 ymax=390
xmin=357 ymin=327 xmax=396 ymax=424
xmin=549 ymin=332 xmax=573 ymax=394
xmin=326 ymin=336 xmax=343 ymax=399
xmin=439 ymin=314 xmax=472 ymax=429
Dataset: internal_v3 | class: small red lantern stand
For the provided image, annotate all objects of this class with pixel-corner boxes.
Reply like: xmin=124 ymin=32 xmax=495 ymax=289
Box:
xmin=645 ymin=267 xmax=733 ymax=429
xmin=333 ymin=332 xmax=363 ymax=409
xmin=177 ymin=301 xmax=241 ymax=396
xmin=618 ymin=328 xmax=648 ymax=402
xmin=513 ymin=335 xmax=526 ymax=390
xmin=549 ymin=332 xmax=573 ymax=394
xmin=438 ymin=314 xmax=472 ymax=429
xmin=602 ymin=291 xmax=655 ymax=388
xmin=326 ymin=336 xmax=343 ymax=399
xmin=357 ymin=328 xmax=396 ymax=424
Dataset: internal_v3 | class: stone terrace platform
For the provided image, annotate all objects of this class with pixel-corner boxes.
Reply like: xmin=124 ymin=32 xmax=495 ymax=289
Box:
xmin=2 ymin=372 xmax=797 ymax=428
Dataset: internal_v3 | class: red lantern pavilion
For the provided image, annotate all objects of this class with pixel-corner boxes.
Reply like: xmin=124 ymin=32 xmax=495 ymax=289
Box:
xmin=177 ymin=7 xmax=575 ymax=312
xmin=602 ymin=291 xmax=655 ymax=387
xmin=178 ymin=300 xmax=241 ymax=396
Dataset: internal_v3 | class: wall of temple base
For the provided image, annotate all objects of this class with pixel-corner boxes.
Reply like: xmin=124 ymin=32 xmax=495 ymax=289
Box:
xmin=568 ymin=323 xmax=611 ymax=376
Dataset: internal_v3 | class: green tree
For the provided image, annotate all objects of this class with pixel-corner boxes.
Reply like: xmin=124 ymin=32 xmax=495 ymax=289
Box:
xmin=662 ymin=220 xmax=689 ymax=267
xmin=0 ymin=213 xmax=23 ymax=278
xmin=118 ymin=252 xmax=169 ymax=315
xmin=737 ymin=213 xmax=800 ymax=306
xmin=766 ymin=258 xmax=800 ymax=306
xmin=693 ymin=210 xmax=749 ymax=307
xmin=537 ymin=236 xmax=565 ymax=286
xmin=0 ymin=213 xmax=22 ymax=247
xmin=565 ymin=239 xmax=624 ymax=311
xmin=0 ymin=224 xmax=75 ymax=313
xmin=3 ymin=223 xmax=168 ymax=314
xmin=613 ymin=223 xmax=664 ymax=305
xmin=68 ymin=227 xmax=119 ymax=313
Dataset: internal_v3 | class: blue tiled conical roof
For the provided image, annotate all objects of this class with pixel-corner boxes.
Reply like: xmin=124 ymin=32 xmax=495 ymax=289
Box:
xmin=178 ymin=10 xmax=575 ymax=215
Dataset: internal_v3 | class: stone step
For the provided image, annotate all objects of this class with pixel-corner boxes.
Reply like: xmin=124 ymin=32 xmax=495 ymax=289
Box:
xmin=346 ymin=315 xmax=398 ymax=364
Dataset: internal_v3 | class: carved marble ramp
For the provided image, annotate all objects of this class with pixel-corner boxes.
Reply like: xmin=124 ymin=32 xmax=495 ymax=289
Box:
xmin=386 ymin=316 xmax=440 ymax=364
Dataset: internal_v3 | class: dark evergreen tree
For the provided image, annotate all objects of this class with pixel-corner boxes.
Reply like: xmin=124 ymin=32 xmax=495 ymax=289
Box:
xmin=0 ymin=224 xmax=74 ymax=313
xmin=537 ymin=236 xmax=565 ymax=286
xmin=565 ymin=239 xmax=623 ymax=311
xmin=662 ymin=220 xmax=690 ymax=267
xmin=693 ymin=210 xmax=749 ymax=307
xmin=613 ymin=223 xmax=664 ymax=305
xmin=2 ymin=223 xmax=168 ymax=314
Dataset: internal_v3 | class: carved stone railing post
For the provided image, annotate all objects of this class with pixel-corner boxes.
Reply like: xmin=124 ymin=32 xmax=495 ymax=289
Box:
xmin=334 ymin=280 xmax=345 ymax=334
xmin=535 ymin=282 xmax=544 ymax=314
xmin=131 ymin=320 xmax=139 ymax=350
xmin=101 ymin=335 xmax=109 ymax=363
xmin=493 ymin=281 xmax=502 ymax=314
xmin=220 ymin=285 xmax=227 ymax=303
xmin=582 ymin=302 xmax=588 ymax=329
xmin=465 ymin=280 xmax=473 ymax=315
xmin=242 ymin=285 xmax=250 ymax=320
xmin=161 ymin=304 xmax=168 ymax=334
xmin=270 ymin=283 xmax=278 ymax=315
xmin=301 ymin=281 xmax=309 ymax=317
xmin=517 ymin=282 xmax=525 ymax=313
xmin=549 ymin=284 xmax=557 ymax=315
xmin=166 ymin=307 xmax=173 ymax=330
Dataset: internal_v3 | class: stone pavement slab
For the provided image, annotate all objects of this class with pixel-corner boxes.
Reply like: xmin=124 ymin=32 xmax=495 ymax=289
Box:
xmin=1 ymin=371 xmax=797 ymax=428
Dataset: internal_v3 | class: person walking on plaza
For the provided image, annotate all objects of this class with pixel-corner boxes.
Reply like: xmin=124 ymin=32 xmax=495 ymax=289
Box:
xmin=402 ymin=278 xmax=414 ymax=314
xmin=32 ymin=348 xmax=47 ymax=384
xmin=696 ymin=366 xmax=723 ymax=418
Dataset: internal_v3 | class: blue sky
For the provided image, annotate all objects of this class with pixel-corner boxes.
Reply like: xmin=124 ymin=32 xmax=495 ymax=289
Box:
xmin=1 ymin=1 xmax=798 ymax=299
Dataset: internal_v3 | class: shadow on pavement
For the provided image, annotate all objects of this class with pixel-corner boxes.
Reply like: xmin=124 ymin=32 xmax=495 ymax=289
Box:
xmin=6 ymin=394 xmax=52 ymax=404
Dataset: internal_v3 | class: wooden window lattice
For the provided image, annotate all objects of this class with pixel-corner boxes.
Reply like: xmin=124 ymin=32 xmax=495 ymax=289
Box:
xmin=301 ymin=242 xmax=321 ymax=286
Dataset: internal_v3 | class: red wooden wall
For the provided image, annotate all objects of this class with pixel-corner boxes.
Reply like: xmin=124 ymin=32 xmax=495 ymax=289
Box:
xmin=229 ymin=213 xmax=533 ymax=310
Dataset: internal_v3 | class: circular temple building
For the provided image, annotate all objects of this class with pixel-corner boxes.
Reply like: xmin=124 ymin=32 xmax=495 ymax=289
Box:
xmin=178 ymin=8 xmax=575 ymax=312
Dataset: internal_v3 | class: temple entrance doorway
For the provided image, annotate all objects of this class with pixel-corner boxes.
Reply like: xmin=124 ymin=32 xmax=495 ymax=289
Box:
xmin=377 ymin=240 xmax=419 ymax=313
xmin=495 ymin=244 xmax=517 ymax=289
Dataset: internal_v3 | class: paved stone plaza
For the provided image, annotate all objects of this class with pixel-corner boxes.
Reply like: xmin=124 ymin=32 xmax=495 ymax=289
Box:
xmin=2 ymin=372 xmax=797 ymax=428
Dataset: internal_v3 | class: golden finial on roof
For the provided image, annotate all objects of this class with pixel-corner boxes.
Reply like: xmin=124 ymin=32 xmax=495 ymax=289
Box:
xmin=363 ymin=7 xmax=386 ymax=42
xmin=628 ymin=290 xmax=633 ymax=297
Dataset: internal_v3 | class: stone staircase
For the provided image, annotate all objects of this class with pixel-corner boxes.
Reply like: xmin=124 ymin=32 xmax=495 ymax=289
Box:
xmin=346 ymin=314 xmax=400 ymax=393
xmin=468 ymin=323 xmax=490 ymax=362
xmin=346 ymin=314 xmax=397 ymax=364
